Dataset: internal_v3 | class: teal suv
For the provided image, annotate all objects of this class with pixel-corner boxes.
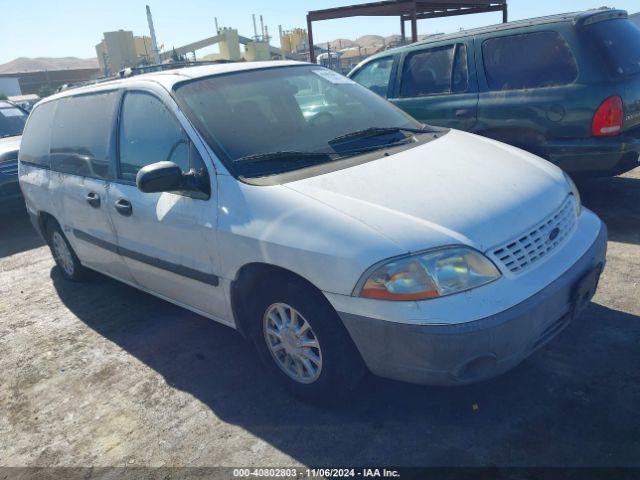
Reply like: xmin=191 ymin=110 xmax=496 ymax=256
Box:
xmin=348 ymin=9 xmax=640 ymax=177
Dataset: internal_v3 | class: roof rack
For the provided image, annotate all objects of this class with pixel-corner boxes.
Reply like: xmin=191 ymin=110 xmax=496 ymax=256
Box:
xmin=56 ymin=59 xmax=234 ymax=93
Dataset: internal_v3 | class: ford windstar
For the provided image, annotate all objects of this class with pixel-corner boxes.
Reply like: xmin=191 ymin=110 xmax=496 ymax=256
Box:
xmin=19 ymin=62 xmax=606 ymax=401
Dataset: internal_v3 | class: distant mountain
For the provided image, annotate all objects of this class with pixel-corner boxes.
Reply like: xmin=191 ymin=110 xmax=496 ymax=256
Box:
xmin=320 ymin=38 xmax=357 ymax=50
xmin=321 ymin=33 xmax=435 ymax=54
xmin=0 ymin=57 xmax=99 ymax=74
xmin=354 ymin=35 xmax=386 ymax=48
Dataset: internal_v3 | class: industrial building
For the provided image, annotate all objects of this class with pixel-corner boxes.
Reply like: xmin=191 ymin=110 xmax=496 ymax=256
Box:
xmin=95 ymin=30 xmax=155 ymax=75
xmin=280 ymin=28 xmax=309 ymax=55
xmin=94 ymin=6 xmax=301 ymax=76
xmin=0 ymin=68 xmax=100 ymax=96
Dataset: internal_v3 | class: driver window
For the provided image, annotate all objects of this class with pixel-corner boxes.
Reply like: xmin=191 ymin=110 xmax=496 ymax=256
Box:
xmin=400 ymin=45 xmax=455 ymax=97
xmin=118 ymin=91 xmax=190 ymax=181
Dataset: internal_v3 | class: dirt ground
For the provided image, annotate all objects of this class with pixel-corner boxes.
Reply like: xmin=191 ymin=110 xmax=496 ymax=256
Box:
xmin=1 ymin=169 xmax=639 ymax=468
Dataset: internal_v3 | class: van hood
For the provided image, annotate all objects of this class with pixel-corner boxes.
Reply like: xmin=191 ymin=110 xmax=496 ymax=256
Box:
xmin=0 ymin=135 xmax=21 ymax=158
xmin=285 ymin=130 xmax=570 ymax=253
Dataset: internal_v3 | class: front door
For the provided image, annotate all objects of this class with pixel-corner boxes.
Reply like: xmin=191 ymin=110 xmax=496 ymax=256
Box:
xmin=107 ymin=89 xmax=227 ymax=322
xmin=390 ymin=42 xmax=479 ymax=131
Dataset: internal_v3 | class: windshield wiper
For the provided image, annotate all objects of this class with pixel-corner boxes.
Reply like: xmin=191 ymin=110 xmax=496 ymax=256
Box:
xmin=329 ymin=126 xmax=435 ymax=145
xmin=336 ymin=137 xmax=418 ymax=157
xmin=234 ymin=151 xmax=336 ymax=165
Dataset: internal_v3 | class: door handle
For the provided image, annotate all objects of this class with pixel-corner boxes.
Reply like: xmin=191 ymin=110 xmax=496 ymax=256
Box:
xmin=85 ymin=192 xmax=101 ymax=208
xmin=114 ymin=198 xmax=133 ymax=217
xmin=455 ymin=108 xmax=475 ymax=118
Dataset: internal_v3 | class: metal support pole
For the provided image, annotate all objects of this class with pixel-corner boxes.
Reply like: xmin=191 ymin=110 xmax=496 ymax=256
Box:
xmin=411 ymin=12 xmax=418 ymax=43
xmin=400 ymin=17 xmax=405 ymax=44
xmin=307 ymin=15 xmax=316 ymax=63
xmin=502 ymin=5 xmax=508 ymax=23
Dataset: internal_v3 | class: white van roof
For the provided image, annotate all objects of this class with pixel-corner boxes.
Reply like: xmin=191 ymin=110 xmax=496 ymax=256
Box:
xmin=40 ymin=61 xmax=308 ymax=104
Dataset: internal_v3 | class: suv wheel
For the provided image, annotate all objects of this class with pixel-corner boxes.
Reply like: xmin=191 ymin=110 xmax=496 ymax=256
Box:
xmin=46 ymin=222 xmax=90 ymax=281
xmin=251 ymin=277 xmax=365 ymax=403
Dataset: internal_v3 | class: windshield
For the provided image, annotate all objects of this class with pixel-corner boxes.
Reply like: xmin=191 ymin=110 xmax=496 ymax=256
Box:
xmin=0 ymin=106 xmax=28 ymax=138
xmin=174 ymin=65 xmax=425 ymax=178
xmin=588 ymin=18 xmax=640 ymax=78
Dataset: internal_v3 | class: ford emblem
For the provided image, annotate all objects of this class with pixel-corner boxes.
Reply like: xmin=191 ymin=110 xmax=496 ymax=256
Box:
xmin=549 ymin=227 xmax=560 ymax=241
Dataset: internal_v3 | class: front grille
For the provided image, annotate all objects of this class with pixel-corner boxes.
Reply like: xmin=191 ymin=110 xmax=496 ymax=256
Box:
xmin=0 ymin=159 xmax=18 ymax=177
xmin=487 ymin=196 xmax=577 ymax=275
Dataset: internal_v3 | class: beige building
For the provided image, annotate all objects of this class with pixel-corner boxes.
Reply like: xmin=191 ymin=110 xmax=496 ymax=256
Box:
xmin=134 ymin=36 xmax=154 ymax=63
xmin=96 ymin=30 xmax=155 ymax=75
xmin=244 ymin=41 xmax=271 ymax=61
xmin=281 ymin=28 xmax=308 ymax=54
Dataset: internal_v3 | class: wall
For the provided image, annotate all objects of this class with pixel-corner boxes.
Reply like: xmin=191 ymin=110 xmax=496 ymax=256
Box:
xmin=0 ymin=69 xmax=100 ymax=95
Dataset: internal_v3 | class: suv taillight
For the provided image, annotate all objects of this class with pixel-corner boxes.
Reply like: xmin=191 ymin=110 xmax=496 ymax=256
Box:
xmin=592 ymin=95 xmax=623 ymax=137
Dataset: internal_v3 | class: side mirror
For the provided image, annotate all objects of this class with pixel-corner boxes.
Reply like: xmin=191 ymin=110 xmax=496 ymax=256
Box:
xmin=136 ymin=161 xmax=183 ymax=193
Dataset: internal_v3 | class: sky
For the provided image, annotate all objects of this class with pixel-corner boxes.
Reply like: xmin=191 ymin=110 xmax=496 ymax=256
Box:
xmin=1 ymin=0 xmax=639 ymax=65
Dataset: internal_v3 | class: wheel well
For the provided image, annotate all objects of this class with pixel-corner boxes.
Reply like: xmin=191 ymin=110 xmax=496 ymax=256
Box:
xmin=37 ymin=211 xmax=59 ymax=240
xmin=230 ymin=263 xmax=326 ymax=339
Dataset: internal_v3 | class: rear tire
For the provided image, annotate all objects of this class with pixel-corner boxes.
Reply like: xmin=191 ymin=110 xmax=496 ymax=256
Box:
xmin=250 ymin=276 xmax=366 ymax=404
xmin=45 ymin=221 xmax=90 ymax=282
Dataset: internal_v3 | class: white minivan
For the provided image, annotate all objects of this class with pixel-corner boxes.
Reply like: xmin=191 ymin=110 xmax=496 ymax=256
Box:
xmin=19 ymin=61 xmax=606 ymax=401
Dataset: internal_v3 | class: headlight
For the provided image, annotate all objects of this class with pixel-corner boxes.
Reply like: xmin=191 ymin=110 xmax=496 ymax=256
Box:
xmin=563 ymin=172 xmax=582 ymax=216
xmin=355 ymin=247 xmax=501 ymax=301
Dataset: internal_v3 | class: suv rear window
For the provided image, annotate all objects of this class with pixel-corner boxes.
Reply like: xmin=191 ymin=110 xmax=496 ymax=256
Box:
xmin=482 ymin=31 xmax=578 ymax=91
xmin=587 ymin=19 xmax=640 ymax=78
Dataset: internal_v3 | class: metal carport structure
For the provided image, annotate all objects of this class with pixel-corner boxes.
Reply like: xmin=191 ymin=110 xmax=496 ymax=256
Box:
xmin=307 ymin=0 xmax=508 ymax=62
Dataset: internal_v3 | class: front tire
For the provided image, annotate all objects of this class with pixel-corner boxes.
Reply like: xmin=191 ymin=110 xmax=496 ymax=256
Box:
xmin=250 ymin=277 xmax=365 ymax=403
xmin=45 ymin=221 xmax=90 ymax=282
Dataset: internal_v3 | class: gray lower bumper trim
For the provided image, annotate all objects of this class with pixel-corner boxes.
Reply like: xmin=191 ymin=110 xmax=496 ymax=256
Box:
xmin=339 ymin=223 xmax=608 ymax=386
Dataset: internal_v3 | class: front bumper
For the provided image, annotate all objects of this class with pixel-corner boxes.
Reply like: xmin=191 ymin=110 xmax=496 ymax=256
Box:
xmin=336 ymin=222 xmax=607 ymax=385
xmin=543 ymin=133 xmax=640 ymax=177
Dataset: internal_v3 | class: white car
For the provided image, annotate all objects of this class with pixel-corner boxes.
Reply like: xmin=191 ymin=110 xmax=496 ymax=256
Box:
xmin=19 ymin=61 xmax=606 ymax=401
xmin=1 ymin=101 xmax=28 ymax=210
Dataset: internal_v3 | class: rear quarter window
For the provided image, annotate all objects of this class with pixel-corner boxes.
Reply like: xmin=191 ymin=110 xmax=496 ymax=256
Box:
xmin=482 ymin=31 xmax=578 ymax=91
xmin=50 ymin=91 xmax=119 ymax=179
xmin=19 ymin=101 xmax=57 ymax=168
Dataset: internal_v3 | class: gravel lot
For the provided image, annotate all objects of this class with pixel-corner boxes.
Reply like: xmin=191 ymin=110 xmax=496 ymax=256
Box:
xmin=1 ymin=169 xmax=639 ymax=468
